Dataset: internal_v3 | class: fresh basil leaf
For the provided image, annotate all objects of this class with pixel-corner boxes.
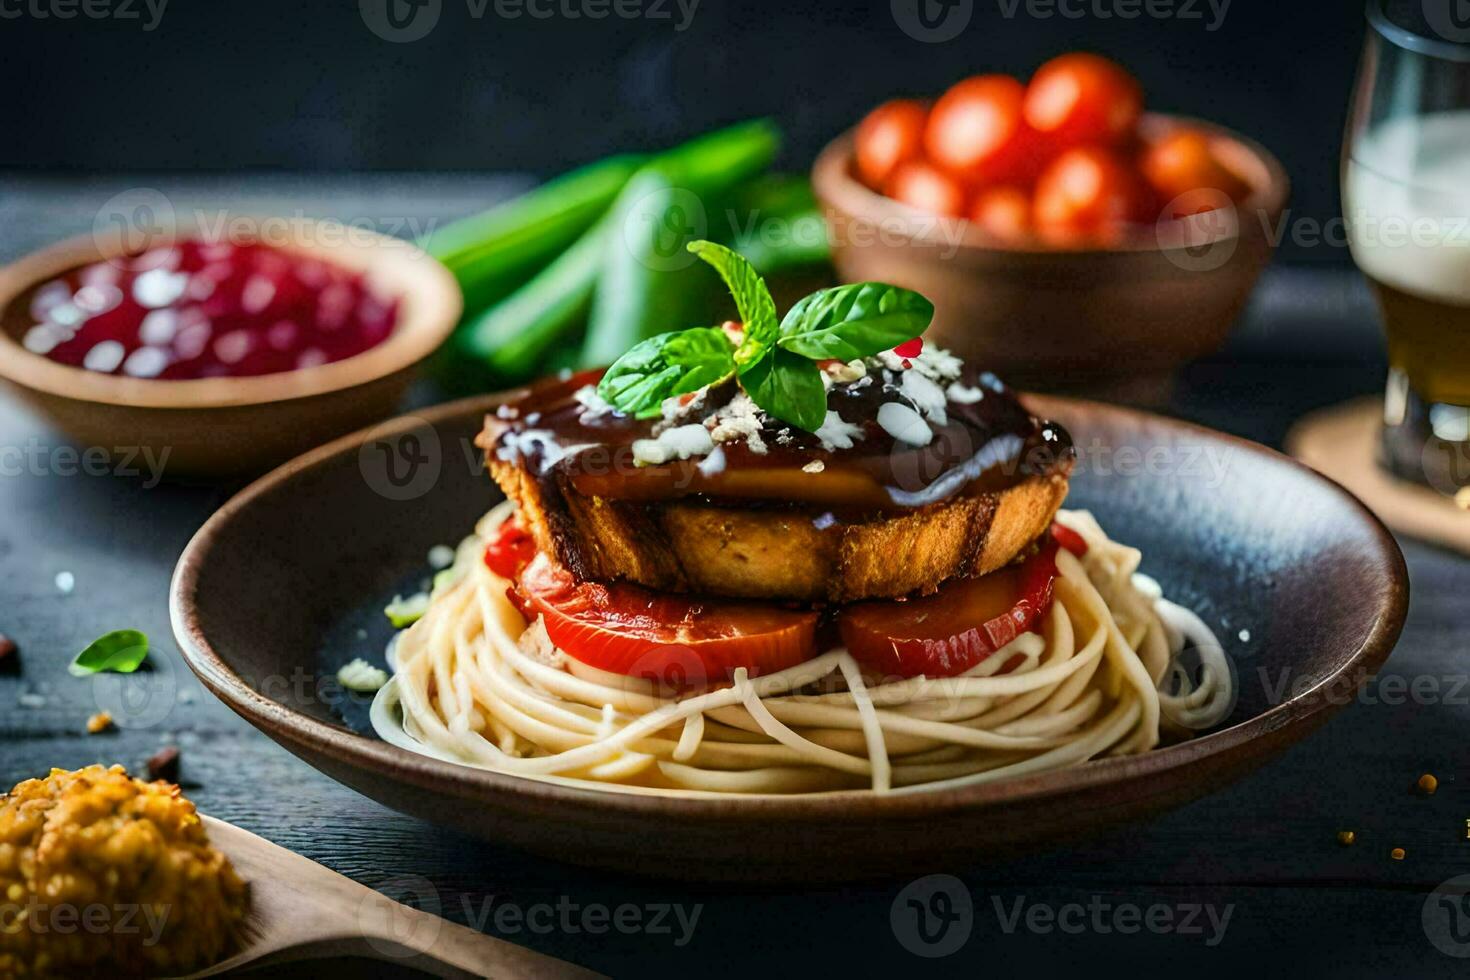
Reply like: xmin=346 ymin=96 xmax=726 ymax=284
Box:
xmin=69 ymin=630 xmax=149 ymax=677
xmin=741 ymin=347 xmax=827 ymax=432
xmin=684 ymin=240 xmax=779 ymax=372
xmin=777 ymin=283 xmax=934 ymax=362
xmin=597 ymin=326 xmax=735 ymax=419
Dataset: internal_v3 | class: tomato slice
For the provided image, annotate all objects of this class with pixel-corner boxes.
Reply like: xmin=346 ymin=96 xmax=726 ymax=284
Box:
xmin=1051 ymin=521 xmax=1088 ymax=557
xmin=514 ymin=554 xmax=818 ymax=689
xmin=855 ymin=99 xmax=929 ymax=190
xmin=838 ymin=541 xmax=1060 ymax=680
xmin=483 ymin=516 xmax=536 ymax=579
xmin=1023 ymin=53 xmax=1142 ymax=147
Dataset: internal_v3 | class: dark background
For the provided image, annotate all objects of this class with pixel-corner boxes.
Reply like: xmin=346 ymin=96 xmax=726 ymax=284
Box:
xmin=1 ymin=0 xmax=1366 ymax=264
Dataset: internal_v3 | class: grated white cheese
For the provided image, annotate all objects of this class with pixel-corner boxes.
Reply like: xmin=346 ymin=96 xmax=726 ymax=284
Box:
xmin=815 ymin=411 xmax=864 ymax=451
xmin=947 ymin=382 xmax=985 ymax=404
xmin=654 ymin=386 xmax=709 ymax=431
xmin=877 ymin=344 xmax=963 ymax=382
xmin=572 ymin=384 xmax=614 ymax=416
xmin=877 ymin=402 xmax=933 ymax=446
xmin=632 ymin=424 xmax=715 ymax=465
xmin=337 ymin=658 xmax=388 ymax=693
xmin=901 ymin=369 xmax=948 ymax=425
xmin=708 ymin=393 xmax=768 ymax=455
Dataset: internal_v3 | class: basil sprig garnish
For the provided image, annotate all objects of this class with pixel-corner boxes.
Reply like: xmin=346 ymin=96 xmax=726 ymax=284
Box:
xmin=598 ymin=326 xmax=735 ymax=419
xmin=777 ymin=282 xmax=934 ymax=362
xmin=597 ymin=241 xmax=934 ymax=431
xmin=683 ymin=240 xmax=779 ymax=372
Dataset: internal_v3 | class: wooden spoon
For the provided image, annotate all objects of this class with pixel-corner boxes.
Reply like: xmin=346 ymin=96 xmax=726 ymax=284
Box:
xmin=170 ymin=816 xmax=604 ymax=979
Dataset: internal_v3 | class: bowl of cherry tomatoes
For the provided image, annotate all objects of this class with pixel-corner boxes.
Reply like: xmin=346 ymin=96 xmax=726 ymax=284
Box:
xmin=812 ymin=53 xmax=1289 ymax=400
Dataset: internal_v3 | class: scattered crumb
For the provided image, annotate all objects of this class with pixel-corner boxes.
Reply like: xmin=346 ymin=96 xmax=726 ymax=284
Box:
xmin=54 ymin=571 xmax=75 ymax=594
xmin=1464 ymin=819 xmax=1470 ymax=841
xmin=356 ymin=628 xmax=369 ymax=641
xmin=1337 ymin=830 xmax=1356 ymax=846
xmin=1391 ymin=847 xmax=1406 ymax=861
xmin=147 ymin=745 xmax=181 ymax=782
xmin=337 ymin=658 xmax=388 ymax=693
xmin=85 ymin=711 xmax=113 ymax=734
xmin=427 ymin=544 xmax=456 ymax=570
xmin=1238 ymin=629 xmax=1251 ymax=642
xmin=802 ymin=460 xmax=825 ymax=474
xmin=1417 ymin=773 xmax=1439 ymax=796
xmin=18 ymin=693 xmax=45 ymax=709
xmin=0 ymin=634 xmax=14 ymax=662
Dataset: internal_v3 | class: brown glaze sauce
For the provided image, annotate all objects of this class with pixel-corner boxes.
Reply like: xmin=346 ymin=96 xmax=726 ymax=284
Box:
xmin=483 ymin=364 xmax=1073 ymax=518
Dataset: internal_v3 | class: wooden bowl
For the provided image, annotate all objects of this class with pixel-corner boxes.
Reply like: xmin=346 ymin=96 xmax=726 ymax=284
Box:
xmin=812 ymin=115 xmax=1290 ymax=401
xmin=170 ymin=393 xmax=1407 ymax=883
xmin=0 ymin=223 xmax=461 ymax=477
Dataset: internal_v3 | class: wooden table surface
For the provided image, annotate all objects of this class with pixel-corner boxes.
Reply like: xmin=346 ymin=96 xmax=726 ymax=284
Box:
xmin=3 ymin=176 xmax=1468 ymax=978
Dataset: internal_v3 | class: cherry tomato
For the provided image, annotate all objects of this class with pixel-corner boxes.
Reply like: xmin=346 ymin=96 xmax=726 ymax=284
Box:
xmin=514 ymin=554 xmax=818 ymax=688
xmin=483 ymin=516 xmax=536 ymax=579
xmin=924 ymin=75 xmax=1037 ymax=182
xmin=855 ymin=99 xmax=929 ymax=190
xmin=1033 ymin=146 xmax=1149 ymax=245
xmin=1140 ymin=129 xmax=1250 ymax=210
xmin=1023 ymin=53 xmax=1142 ymax=147
xmin=838 ymin=541 xmax=1060 ymax=679
xmin=969 ymin=185 xmax=1033 ymax=242
xmin=885 ymin=159 xmax=968 ymax=217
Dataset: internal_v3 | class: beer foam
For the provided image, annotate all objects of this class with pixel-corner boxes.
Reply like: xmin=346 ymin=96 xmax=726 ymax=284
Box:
xmin=1345 ymin=111 xmax=1470 ymax=305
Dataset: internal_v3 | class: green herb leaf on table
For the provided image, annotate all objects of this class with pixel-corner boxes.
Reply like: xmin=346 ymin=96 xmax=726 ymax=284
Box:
xmin=684 ymin=240 xmax=779 ymax=371
xmin=741 ymin=347 xmax=828 ymax=433
xmin=69 ymin=630 xmax=149 ymax=677
xmin=598 ymin=327 xmax=736 ymax=419
xmin=777 ymin=283 xmax=934 ymax=362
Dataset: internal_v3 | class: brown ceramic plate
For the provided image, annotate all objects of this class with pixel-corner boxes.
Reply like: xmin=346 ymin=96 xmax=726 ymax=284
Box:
xmin=170 ymin=394 xmax=1407 ymax=882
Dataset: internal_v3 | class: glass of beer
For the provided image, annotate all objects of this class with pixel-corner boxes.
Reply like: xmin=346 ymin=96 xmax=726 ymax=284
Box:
xmin=1344 ymin=1 xmax=1470 ymax=494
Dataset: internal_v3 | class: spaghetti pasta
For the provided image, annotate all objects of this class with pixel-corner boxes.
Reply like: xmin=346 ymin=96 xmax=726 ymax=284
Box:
xmin=370 ymin=503 xmax=1235 ymax=796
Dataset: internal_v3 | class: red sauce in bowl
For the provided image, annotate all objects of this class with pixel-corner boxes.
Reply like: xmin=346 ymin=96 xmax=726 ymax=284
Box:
xmin=15 ymin=239 xmax=398 ymax=380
